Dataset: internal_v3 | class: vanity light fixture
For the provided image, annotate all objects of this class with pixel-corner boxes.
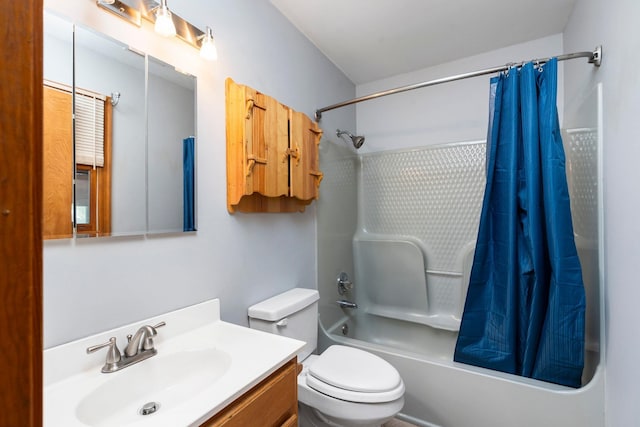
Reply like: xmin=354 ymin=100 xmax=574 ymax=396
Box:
xmin=96 ymin=0 xmax=218 ymax=61
xmin=96 ymin=0 xmax=141 ymax=25
xmin=154 ymin=0 xmax=176 ymax=38
xmin=199 ymin=27 xmax=218 ymax=61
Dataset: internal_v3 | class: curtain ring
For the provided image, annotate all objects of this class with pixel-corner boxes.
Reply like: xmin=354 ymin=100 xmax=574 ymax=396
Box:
xmin=503 ymin=62 xmax=517 ymax=77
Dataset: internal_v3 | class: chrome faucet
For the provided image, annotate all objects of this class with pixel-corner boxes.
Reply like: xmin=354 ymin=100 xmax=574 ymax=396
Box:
xmin=337 ymin=272 xmax=354 ymax=295
xmin=337 ymin=299 xmax=358 ymax=309
xmin=124 ymin=322 xmax=165 ymax=357
xmin=87 ymin=321 xmax=166 ymax=373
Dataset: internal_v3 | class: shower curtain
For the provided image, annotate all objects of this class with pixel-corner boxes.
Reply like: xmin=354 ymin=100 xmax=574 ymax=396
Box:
xmin=453 ymin=59 xmax=586 ymax=388
xmin=183 ymin=136 xmax=195 ymax=232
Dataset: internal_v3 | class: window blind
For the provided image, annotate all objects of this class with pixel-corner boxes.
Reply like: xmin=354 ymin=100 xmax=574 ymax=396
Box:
xmin=75 ymin=92 xmax=105 ymax=167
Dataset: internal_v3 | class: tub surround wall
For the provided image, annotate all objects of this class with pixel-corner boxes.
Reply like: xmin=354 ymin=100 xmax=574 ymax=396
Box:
xmin=355 ymin=142 xmax=486 ymax=331
xmin=43 ymin=0 xmax=355 ymax=348
xmin=563 ymin=0 xmax=640 ymax=425
xmin=316 ymin=141 xmax=358 ymax=329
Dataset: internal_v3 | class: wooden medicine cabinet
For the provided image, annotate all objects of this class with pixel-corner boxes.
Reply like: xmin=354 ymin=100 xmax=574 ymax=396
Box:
xmin=226 ymin=78 xmax=323 ymax=213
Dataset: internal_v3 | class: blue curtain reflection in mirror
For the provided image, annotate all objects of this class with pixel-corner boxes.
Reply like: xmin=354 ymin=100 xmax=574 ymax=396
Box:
xmin=183 ymin=136 xmax=195 ymax=232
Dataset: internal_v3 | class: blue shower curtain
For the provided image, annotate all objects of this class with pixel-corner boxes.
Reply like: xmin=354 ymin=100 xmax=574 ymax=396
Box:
xmin=183 ymin=136 xmax=195 ymax=232
xmin=453 ymin=59 xmax=586 ymax=388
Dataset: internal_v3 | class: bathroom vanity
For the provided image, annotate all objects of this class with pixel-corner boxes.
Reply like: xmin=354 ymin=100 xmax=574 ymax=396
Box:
xmin=43 ymin=299 xmax=304 ymax=426
xmin=201 ymin=358 xmax=298 ymax=426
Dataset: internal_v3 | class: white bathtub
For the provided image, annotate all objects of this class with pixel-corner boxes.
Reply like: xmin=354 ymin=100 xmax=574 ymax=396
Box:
xmin=318 ymin=312 xmax=604 ymax=427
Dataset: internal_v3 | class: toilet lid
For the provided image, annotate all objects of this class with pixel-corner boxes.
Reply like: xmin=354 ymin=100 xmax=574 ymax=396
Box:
xmin=307 ymin=345 xmax=404 ymax=402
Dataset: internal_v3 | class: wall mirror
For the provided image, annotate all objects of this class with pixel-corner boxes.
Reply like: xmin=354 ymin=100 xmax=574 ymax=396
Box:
xmin=42 ymin=11 xmax=197 ymax=240
xmin=74 ymin=23 xmax=147 ymax=238
xmin=147 ymin=56 xmax=196 ymax=234
xmin=43 ymin=12 xmax=74 ymax=239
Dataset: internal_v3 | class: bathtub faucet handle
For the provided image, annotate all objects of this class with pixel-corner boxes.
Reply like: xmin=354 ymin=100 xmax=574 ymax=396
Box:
xmin=337 ymin=272 xmax=353 ymax=295
xmin=337 ymin=299 xmax=358 ymax=309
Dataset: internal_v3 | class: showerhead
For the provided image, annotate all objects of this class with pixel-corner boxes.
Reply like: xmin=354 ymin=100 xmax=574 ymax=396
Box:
xmin=336 ymin=129 xmax=365 ymax=149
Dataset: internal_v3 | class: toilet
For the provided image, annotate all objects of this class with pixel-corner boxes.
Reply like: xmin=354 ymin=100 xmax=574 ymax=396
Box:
xmin=248 ymin=288 xmax=405 ymax=427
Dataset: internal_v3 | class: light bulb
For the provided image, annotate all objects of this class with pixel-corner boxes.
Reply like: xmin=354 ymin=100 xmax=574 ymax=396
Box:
xmin=200 ymin=27 xmax=217 ymax=61
xmin=154 ymin=0 xmax=176 ymax=37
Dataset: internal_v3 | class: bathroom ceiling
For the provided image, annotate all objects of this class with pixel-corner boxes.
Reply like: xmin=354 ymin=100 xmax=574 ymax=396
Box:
xmin=270 ymin=0 xmax=577 ymax=84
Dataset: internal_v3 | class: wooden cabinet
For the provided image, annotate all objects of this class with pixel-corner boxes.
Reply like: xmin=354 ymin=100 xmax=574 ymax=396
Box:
xmin=201 ymin=358 xmax=298 ymax=427
xmin=226 ymin=78 xmax=323 ymax=213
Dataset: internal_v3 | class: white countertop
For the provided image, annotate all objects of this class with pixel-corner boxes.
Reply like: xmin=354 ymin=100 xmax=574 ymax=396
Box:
xmin=44 ymin=299 xmax=305 ymax=426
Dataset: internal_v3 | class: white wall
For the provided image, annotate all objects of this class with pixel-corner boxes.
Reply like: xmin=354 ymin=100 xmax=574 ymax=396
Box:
xmin=43 ymin=14 xmax=72 ymax=85
xmin=563 ymin=1 xmax=640 ymax=426
xmin=355 ymin=34 xmax=564 ymax=152
xmin=43 ymin=0 xmax=355 ymax=348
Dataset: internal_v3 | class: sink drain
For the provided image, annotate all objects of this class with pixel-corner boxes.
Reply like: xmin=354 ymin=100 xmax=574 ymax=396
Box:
xmin=140 ymin=401 xmax=160 ymax=416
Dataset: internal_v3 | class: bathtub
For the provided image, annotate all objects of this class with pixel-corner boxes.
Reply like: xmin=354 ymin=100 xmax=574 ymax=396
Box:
xmin=316 ymin=113 xmax=604 ymax=426
xmin=317 ymin=311 xmax=604 ymax=427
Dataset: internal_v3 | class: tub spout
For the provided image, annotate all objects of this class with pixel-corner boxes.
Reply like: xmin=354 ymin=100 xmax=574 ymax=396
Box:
xmin=337 ymin=299 xmax=358 ymax=309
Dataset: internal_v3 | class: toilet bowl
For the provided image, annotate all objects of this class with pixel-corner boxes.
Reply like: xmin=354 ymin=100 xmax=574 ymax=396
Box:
xmin=298 ymin=350 xmax=405 ymax=427
xmin=248 ymin=288 xmax=405 ymax=427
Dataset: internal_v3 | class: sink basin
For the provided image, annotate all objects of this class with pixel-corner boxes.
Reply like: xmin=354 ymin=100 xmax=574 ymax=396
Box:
xmin=44 ymin=299 xmax=305 ymax=427
xmin=75 ymin=348 xmax=231 ymax=427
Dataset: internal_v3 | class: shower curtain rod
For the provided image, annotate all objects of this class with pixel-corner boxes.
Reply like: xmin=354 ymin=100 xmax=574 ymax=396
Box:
xmin=315 ymin=46 xmax=602 ymax=120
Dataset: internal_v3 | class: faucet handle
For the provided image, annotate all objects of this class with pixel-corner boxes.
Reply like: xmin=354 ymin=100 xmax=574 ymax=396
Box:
xmin=337 ymin=272 xmax=353 ymax=295
xmin=143 ymin=321 xmax=166 ymax=351
xmin=86 ymin=337 xmax=122 ymax=370
xmin=152 ymin=321 xmax=166 ymax=330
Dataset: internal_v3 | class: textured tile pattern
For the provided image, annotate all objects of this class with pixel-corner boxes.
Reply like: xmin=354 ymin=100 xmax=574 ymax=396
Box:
xmin=321 ymin=156 xmax=356 ymax=190
xmin=361 ymin=143 xmax=486 ymax=273
xmin=563 ymin=128 xmax=598 ymax=243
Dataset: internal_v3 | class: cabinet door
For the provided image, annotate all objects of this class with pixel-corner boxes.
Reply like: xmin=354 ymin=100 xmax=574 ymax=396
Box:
xmin=43 ymin=85 xmax=73 ymax=239
xmin=245 ymin=91 xmax=289 ymax=198
xmin=201 ymin=358 xmax=298 ymax=427
xmin=289 ymin=111 xmax=323 ymax=201
xmin=226 ymin=78 xmax=248 ymax=211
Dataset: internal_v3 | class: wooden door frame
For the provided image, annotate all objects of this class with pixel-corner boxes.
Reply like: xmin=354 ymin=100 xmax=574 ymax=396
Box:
xmin=0 ymin=0 xmax=43 ymax=426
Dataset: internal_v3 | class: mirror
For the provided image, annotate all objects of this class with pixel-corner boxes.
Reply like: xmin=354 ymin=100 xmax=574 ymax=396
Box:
xmin=74 ymin=24 xmax=147 ymax=237
xmin=43 ymin=12 xmax=74 ymax=239
xmin=42 ymin=11 xmax=197 ymax=239
xmin=147 ymin=56 xmax=196 ymax=234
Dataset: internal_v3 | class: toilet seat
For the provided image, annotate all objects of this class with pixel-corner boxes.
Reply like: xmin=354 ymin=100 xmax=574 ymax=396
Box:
xmin=298 ymin=379 xmax=404 ymax=427
xmin=306 ymin=345 xmax=405 ymax=403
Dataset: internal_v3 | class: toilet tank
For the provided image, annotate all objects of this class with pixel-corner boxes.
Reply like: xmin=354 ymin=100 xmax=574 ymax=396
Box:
xmin=248 ymin=288 xmax=319 ymax=362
